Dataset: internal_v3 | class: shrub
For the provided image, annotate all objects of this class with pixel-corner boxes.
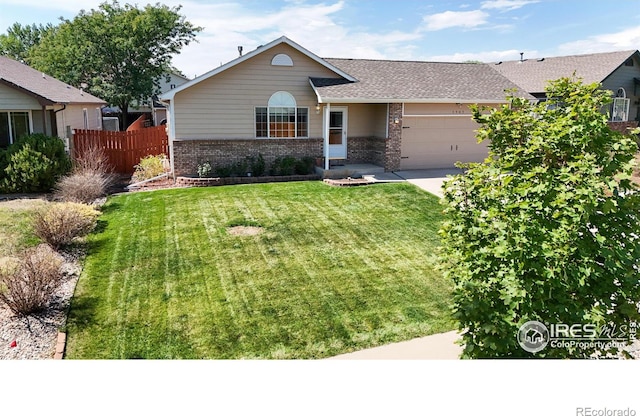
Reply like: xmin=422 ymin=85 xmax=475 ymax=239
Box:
xmin=54 ymin=170 xmax=113 ymax=204
xmin=55 ymin=146 xmax=115 ymax=203
xmin=32 ymin=202 xmax=100 ymax=249
xmin=249 ymin=154 xmax=266 ymax=177
xmin=439 ymin=77 xmax=640 ymax=358
xmin=0 ymin=244 xmax=63 ymax=316
xmin=270 ymin=156 xmax=297 ymax=176
xmin=197 ymin=161 xmax=212 ymax=178
xmin=294 ymin=156 xmax=315 ymax=175
xmin=132 ymin=154 xmax=167 ymax=183
xmin=73 ymin=145 xmax=113 ymax=175
xmin=0 ymin=134 xmax=71 ymax=193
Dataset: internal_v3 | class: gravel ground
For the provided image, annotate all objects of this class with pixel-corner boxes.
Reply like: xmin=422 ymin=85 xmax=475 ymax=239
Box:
xmin=0 ymin=245 xmax=83 ymax=360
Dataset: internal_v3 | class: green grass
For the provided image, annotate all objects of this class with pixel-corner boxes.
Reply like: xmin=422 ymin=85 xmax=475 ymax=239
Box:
xmin=0 ymin=199 xmax=46 ymax=257
xmin=66 ymin=181 xmax=454 ymax=359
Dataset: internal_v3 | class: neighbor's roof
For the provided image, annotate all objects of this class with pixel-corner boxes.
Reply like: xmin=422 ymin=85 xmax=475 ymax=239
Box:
xmin=492 ymin=50 xmax=640 ymax=94
xmin=311 ymin=58 xmax=533 ymax=103
xmin=0 ymin=55 xmax=106 ymax=105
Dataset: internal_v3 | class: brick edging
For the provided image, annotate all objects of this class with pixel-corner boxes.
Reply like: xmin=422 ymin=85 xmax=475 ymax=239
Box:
xmin=176 ymin=174 xmax=320 ymax=187
xmin=54 ymin=332 xmax=66 ymax=359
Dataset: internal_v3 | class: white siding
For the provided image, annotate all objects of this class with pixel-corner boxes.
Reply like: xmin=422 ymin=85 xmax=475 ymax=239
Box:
xmin=174 ymin=43 xmax=341 ymax=139
xmin=0 ymin=83 xmax=41 ymax=110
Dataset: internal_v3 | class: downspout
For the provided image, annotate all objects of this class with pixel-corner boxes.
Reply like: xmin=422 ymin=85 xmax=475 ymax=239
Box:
xmin=53 ymin=104 xmax=67 ymax=134
xmin=324 ymin=102 xmax=330 ymax=170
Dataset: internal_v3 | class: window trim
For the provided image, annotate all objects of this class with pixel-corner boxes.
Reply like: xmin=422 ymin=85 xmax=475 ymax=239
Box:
xmin=254 ymin=105 xmax=309 ymax=138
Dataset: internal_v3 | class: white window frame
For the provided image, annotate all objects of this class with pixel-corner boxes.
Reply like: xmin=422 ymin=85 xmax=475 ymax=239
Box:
xmin=254 ymin=91 xmax=309 ymax=138
xmin=0 ymin=110 xmax=33 ymax=146
xmin=82 ymin=108 xmax=89 ymax=129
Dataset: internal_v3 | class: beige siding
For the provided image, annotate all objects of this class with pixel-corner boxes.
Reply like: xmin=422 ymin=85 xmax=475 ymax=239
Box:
xmin=0 ymin=83 xmax=41 ymax=110
xmin=346 ymin=103 xmax=387 ymax=137
xmin=404 ymin=103 xmax=476 ymax=116
xmin=174 ymin=44 xmax=341 ymax=139
xmin=56 ymin=105 xmax=102 ymax=137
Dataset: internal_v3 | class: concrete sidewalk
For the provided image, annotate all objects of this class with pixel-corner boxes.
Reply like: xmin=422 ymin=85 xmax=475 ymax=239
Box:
xmin=328 ymin=331 xmax=462 ymax=360
xmin=394 ymin=168 xmax=463 ymax=198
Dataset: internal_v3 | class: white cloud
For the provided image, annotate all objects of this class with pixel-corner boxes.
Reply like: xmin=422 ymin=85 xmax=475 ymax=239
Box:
xmin=557 ymin=26 xmax=640 ymax=55
xmin=481 ymin=1 xmax=539 ymax=11
xmin=428 ymin=49 xmax=537 ymax=63
xmin=422 ymin=10 xmax=489 ymax=31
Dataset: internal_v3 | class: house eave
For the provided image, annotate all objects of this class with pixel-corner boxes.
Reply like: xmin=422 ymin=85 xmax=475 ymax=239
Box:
xmin=315 ymin=97 xmax=510 ymax=104
xmin=161 ymin=36 xmax=357 ymax=102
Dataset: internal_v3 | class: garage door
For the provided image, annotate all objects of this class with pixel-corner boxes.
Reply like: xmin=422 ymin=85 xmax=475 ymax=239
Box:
xmin=400 ymin=116 xmax=487 ymax=170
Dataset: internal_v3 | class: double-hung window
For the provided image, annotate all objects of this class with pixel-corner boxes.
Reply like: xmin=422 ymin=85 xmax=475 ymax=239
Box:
xmin=256 ymin=91 xmax=308 ymax=138
xmin=0 ymin=111 xmax=30 ymax=148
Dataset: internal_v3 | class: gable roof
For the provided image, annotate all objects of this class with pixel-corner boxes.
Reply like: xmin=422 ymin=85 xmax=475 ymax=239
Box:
xmin=492 ymin=50 xmax=640 ymax=94
xmin=160 ymin=36 xmax=356 ymax=101
xmin=0 ymin=55 xmax=106 ymax=105
xmin=311 ymin=58 xmax=532 ymax=103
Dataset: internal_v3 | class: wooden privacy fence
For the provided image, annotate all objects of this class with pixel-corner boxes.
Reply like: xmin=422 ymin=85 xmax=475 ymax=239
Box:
xmin=72 ymin=126 xmax=169 ymax=174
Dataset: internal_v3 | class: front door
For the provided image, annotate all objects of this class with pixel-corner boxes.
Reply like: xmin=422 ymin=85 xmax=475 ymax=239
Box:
xmin=328 ymin=108 xmax=347 ymax=159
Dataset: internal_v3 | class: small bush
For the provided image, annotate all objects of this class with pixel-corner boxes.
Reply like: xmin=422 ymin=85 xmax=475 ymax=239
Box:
xmin=294 ymin=157 xmax=315 ymax=175
xmin=249 ymin=154 xmax=266 ymax=177
xmin=32 ymin=202 xmax=100 ymax=249
xmin=0 ymin=244 xmax=63 ymax=316
xmin=132 ymin=154 xmax=167 ymax=183
xmin=73 ymin=145 xmax=113 ymax=175
xmin=270 ymin=156 xmax=297 ymax=176
xmin=54 ymin=170 xmax=113 ymax=204
xmin=0 ymin=134 xmax=71 ymax=193
xmin=197 ymin=161 xmax=212 ymax=178
xmin=55 ymin=146 xmax=115 ymax=203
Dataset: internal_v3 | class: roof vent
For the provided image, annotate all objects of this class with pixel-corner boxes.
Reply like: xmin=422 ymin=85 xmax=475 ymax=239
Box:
xmin=519 ymin=52 xmax=524 ymax=63
xmin=537 ymin=57 xmax=545 ymax=62
xmin=238 ymin=46 xmax=243 ymax=57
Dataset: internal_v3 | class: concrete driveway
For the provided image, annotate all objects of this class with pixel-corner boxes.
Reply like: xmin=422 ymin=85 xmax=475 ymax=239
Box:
xmin=394 ymin=168 xmax=463 ymax=198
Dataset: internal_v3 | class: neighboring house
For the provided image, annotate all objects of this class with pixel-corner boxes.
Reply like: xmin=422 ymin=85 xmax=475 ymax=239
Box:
xmin=0 ymin=55 xmax=106 ymax=148
xmin=150 ymin=72 xmax=190 ymax=126
xmin=160 ymin=36 xmax=532 ymax=176
xmin=493 ymin=50 xmax=640 ymax=125
xmin=106 ymin=72 xmax=191 ymax=128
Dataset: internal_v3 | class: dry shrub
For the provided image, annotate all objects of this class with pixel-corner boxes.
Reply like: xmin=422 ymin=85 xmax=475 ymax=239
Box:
xmin=55 ymin=170 xmax=114 ymax=204
xmin=55 ymin=146 xmax=115 ymax=203
xmin=132 ymin=154 xmax=168 ymax=183
xmin=73 ymin=145 xmax=113 ymax=175
xmin=33 ymin=202 xmax=101 ymax=249
xmin=0 ymin=244 xmax=63 ymax=316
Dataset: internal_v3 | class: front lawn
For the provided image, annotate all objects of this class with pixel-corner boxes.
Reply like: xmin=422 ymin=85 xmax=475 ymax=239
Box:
xmin=66 ymin=182 xmax=453 ymax=359
xmin=0 ymin=199 xmax=46 ymax=257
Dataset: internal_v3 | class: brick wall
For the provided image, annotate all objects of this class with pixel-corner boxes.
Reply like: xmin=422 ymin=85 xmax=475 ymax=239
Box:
xmin=347 ymin=137 xmax=386 ymax=165
xmin=608 ymin=121 xmax=639 ymax=133
xmin=172 ymin=138 xmax=323 ymax=176
xmin=385 ymin=103 xmax=403 ymax=171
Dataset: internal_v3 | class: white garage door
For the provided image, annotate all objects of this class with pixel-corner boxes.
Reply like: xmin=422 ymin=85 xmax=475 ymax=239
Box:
xmin=400 ymin=116 xmax=487 ymax=170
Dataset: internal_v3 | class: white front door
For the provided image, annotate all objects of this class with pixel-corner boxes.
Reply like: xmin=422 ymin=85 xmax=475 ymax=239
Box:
xmin=328 ymin=107 xmax=347 ymax=159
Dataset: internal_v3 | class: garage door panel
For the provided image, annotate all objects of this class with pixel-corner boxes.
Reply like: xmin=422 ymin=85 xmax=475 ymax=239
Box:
xmin=400 ymin=116 xmax=487 ymax=170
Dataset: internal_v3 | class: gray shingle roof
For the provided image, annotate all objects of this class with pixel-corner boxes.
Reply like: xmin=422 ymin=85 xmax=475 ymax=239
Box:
xmin=311 ymin=58 xmax=533 ymax=103
xmin=492 ymin=50 xmax=639 ymax=94
xmin=0 ymin=56 xmax=105 ymax=105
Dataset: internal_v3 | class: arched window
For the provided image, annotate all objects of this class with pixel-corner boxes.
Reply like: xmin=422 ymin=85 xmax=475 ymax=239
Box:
xmin=256 ymin=91 xmax=308 ymax=138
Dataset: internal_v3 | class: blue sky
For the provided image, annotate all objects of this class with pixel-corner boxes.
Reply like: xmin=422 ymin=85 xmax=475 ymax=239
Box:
xmin=1 ymin=0 xmax=639 ymax=78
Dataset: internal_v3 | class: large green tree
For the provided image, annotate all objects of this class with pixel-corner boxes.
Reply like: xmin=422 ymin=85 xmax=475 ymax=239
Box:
xmin=28 ymin=1 xmax=201 ymax=129
xmin=0 ymin=23 xmax=56 ymax=64
xmin=439 ymin=77 xmax=640 ymax=358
